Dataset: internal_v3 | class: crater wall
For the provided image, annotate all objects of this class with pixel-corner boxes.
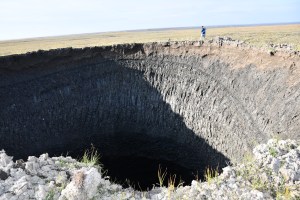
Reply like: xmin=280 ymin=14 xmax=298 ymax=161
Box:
xmin=0 ymin=41 xmax=299 ymax=167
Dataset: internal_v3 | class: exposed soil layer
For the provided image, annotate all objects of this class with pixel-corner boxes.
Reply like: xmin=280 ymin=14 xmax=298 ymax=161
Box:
xmin=0 ymin=40 xmax=299 ymax=188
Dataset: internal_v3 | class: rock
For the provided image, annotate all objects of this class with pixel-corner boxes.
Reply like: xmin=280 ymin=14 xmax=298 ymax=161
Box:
xmin=0 ymin=193 xmax=14 ymax=200
xmin=269 ymin=158 xmax=280 ymax=173
xmin=34 ymin=185 xmax=49 ymax=200
xmin=0 ymin=170 xmax=8 ymax=180
xmin=25 ymin=162 xmax=39 ymax=175
xmin=39 ymin=153 xmax=48 ymax=161
xmin=55 ymin=171 xmax=68 ymax=186
xmin=59 ymin=167 xmax=101 ymax=200
xmin=27 ymin=156 xmax=37 ymax=162
xmin=15 ymin=159 xmax=25 ymax=169
xmin=9 ymin=176 xmax=29 ymax=196
xmin=0 ymin=150 xmax=13 ymax=172
xmin=221 ymin=166 xmax=234 ymax=179
xmin=0 ymin=139 xmax=299 ymax=199
xmin=0 ymin=184 xmax=4 ymax=196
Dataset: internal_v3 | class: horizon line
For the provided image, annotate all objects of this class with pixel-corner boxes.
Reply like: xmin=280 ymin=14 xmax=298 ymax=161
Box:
xmin=1 ymin=21 xmax=299 ymax=42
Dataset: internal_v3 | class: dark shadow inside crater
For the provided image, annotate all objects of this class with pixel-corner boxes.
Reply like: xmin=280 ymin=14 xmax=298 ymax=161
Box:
xmin=65 ymin=135 xmax=202 ymax=190
xmin=101 ymin=155 xmax=195 ymax=190
xmin=65 ymin=131 xmax=213 ymax=190
xmin=0 ymin=56 xmax=229 ymax=190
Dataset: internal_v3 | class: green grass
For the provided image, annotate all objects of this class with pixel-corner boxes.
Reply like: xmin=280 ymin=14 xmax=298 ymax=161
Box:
xmin=168 ymin=174 xmax=177 ymax=191
xmin=204 ymin=166 xmax=219 ymax=184
xmin=269 ymin=147 xmax=278 ymax=157
xmin=81 ymin=145 xmax=100 ymax=166
xmin=0 ymin=24 xmax=299 ymax=56
xmin=157 ymin=165 xmax=168 ymax=187
xmin=45 ymin=189 xmax=55 ymax=200
xmin=276 ymin=186 xmax=292 ymax=200
xmin=235 ymin=148 xmax=299 ymax=199
xmin=157 ymin=165 xmax=184 ymax=192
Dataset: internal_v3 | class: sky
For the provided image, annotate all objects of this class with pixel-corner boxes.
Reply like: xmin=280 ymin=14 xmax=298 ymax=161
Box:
xmin=0 ymin=0 xmax=299 ymax=41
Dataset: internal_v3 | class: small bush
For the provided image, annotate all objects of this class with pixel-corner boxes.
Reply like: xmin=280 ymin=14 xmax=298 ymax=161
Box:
xmin=81 ymin=144 xmax=100 ymax=166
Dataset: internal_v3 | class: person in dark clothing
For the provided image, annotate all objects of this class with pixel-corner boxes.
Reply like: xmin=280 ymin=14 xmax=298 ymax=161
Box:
xmin=201 ymin=26 xmax=206 ymax=40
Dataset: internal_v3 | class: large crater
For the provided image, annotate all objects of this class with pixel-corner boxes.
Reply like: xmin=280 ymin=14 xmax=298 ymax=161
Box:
xmin=0 ymin=41 xmax=299 ymax=189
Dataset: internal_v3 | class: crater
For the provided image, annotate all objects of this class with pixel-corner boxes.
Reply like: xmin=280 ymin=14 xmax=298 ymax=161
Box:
xmin=0 ymin=41 xmax=299 ymax=190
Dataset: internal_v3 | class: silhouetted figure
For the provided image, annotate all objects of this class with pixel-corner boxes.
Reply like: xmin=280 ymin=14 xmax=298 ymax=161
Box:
xmin=201 ymin=26 xmax=206 ymax=40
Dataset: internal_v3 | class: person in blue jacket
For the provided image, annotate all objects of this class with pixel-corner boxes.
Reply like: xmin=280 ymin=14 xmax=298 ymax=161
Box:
xmin=201 ymin=26 xmax=206 ymax=40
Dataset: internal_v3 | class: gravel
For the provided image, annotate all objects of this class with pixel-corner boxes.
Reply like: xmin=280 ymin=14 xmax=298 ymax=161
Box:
xmin=0 ymin=139 xmax=299 ymax=200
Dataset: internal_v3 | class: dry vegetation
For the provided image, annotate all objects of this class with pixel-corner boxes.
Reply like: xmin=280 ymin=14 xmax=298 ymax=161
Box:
xmin=0 ymin=24 xmax=299 ymax=56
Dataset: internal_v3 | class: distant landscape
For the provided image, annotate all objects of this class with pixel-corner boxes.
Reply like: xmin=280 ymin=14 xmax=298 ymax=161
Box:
xmin=0 ymin=23 xmax=299 ymax=56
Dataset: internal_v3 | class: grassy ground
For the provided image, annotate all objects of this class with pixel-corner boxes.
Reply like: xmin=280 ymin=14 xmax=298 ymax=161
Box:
xmin=0 ymin=24 xmax=299 ymax=56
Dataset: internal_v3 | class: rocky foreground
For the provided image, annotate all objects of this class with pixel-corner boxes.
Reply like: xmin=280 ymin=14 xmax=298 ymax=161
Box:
xmin=0 ymin=139 xmax=299 ymax=200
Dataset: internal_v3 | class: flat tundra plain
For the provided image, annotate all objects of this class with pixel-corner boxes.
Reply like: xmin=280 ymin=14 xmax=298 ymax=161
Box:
xmin=0 ymin=24 xmax=299 ymax=56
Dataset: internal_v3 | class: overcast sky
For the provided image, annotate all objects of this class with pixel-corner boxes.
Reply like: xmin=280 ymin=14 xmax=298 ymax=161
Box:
xmin=0 ymin=0 xmax=299 ymax=40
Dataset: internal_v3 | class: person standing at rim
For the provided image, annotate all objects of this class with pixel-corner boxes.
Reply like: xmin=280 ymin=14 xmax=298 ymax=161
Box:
xmin=201 ymin=26 xmax=206 ymax=40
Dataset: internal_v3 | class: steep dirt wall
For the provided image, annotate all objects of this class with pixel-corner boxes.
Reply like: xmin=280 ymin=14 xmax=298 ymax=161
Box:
xmin=0 ymin=40 xmax=299 ymax=168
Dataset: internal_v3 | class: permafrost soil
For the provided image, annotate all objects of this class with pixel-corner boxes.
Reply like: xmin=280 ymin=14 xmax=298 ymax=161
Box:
xmin=0 ymin=38 xmax=299 ymax=190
